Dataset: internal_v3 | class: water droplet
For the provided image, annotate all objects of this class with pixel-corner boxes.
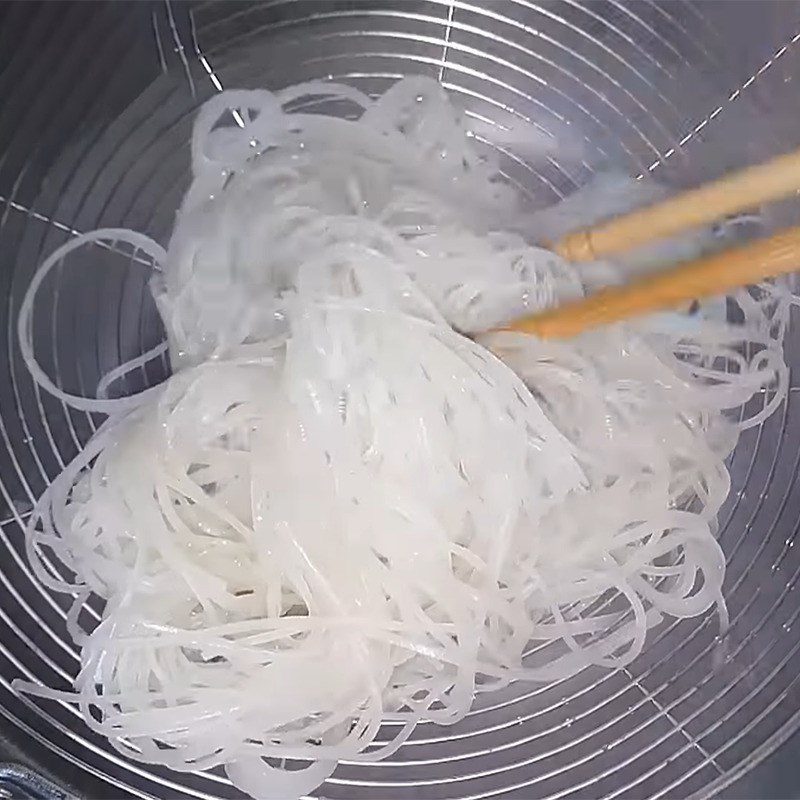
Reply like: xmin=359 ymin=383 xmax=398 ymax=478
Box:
xmin=415 ymin=94 xmax=424 ymax=103
xmin=249 ymin=138 xmax=259 ymax=148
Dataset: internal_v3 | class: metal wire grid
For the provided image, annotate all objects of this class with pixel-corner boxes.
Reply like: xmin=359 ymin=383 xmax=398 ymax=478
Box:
xmin=1 ymin=1 xmax=800 ymax=798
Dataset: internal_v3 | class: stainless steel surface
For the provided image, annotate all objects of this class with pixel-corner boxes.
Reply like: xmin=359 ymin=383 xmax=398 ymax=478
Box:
xmin=1 ymin=1 xmax=800 ymax=798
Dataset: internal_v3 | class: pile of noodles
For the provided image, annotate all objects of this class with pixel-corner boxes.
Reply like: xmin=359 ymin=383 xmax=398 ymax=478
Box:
xmin=14 ymin=77 xmax=791 ymax=799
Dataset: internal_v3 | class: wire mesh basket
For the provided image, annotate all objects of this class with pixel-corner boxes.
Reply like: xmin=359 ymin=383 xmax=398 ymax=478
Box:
xmin=1 ymin=1 xmax=800 ymax=798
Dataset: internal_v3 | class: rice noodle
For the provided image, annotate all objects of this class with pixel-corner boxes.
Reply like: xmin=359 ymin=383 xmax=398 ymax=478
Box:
xmin=96 ymin=341 xmax=169 ymax=400
xmin=14 ymin=77 xmax=792 ymax=799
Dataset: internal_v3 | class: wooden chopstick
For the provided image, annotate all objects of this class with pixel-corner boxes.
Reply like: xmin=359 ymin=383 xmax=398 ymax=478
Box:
xmin=553 ymin=148 xmax=800 ymax=263
xmin=503 ymin=225 xmax=800 ymax=340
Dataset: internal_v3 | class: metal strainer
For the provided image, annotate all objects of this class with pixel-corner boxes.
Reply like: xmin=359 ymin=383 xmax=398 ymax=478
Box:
xmin=1 ymin=2 xmax=800 ymax=798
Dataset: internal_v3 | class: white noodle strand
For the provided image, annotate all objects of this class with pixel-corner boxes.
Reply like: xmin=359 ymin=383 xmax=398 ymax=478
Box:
xmin=14 ymin=78 xmax=791 ymax=800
